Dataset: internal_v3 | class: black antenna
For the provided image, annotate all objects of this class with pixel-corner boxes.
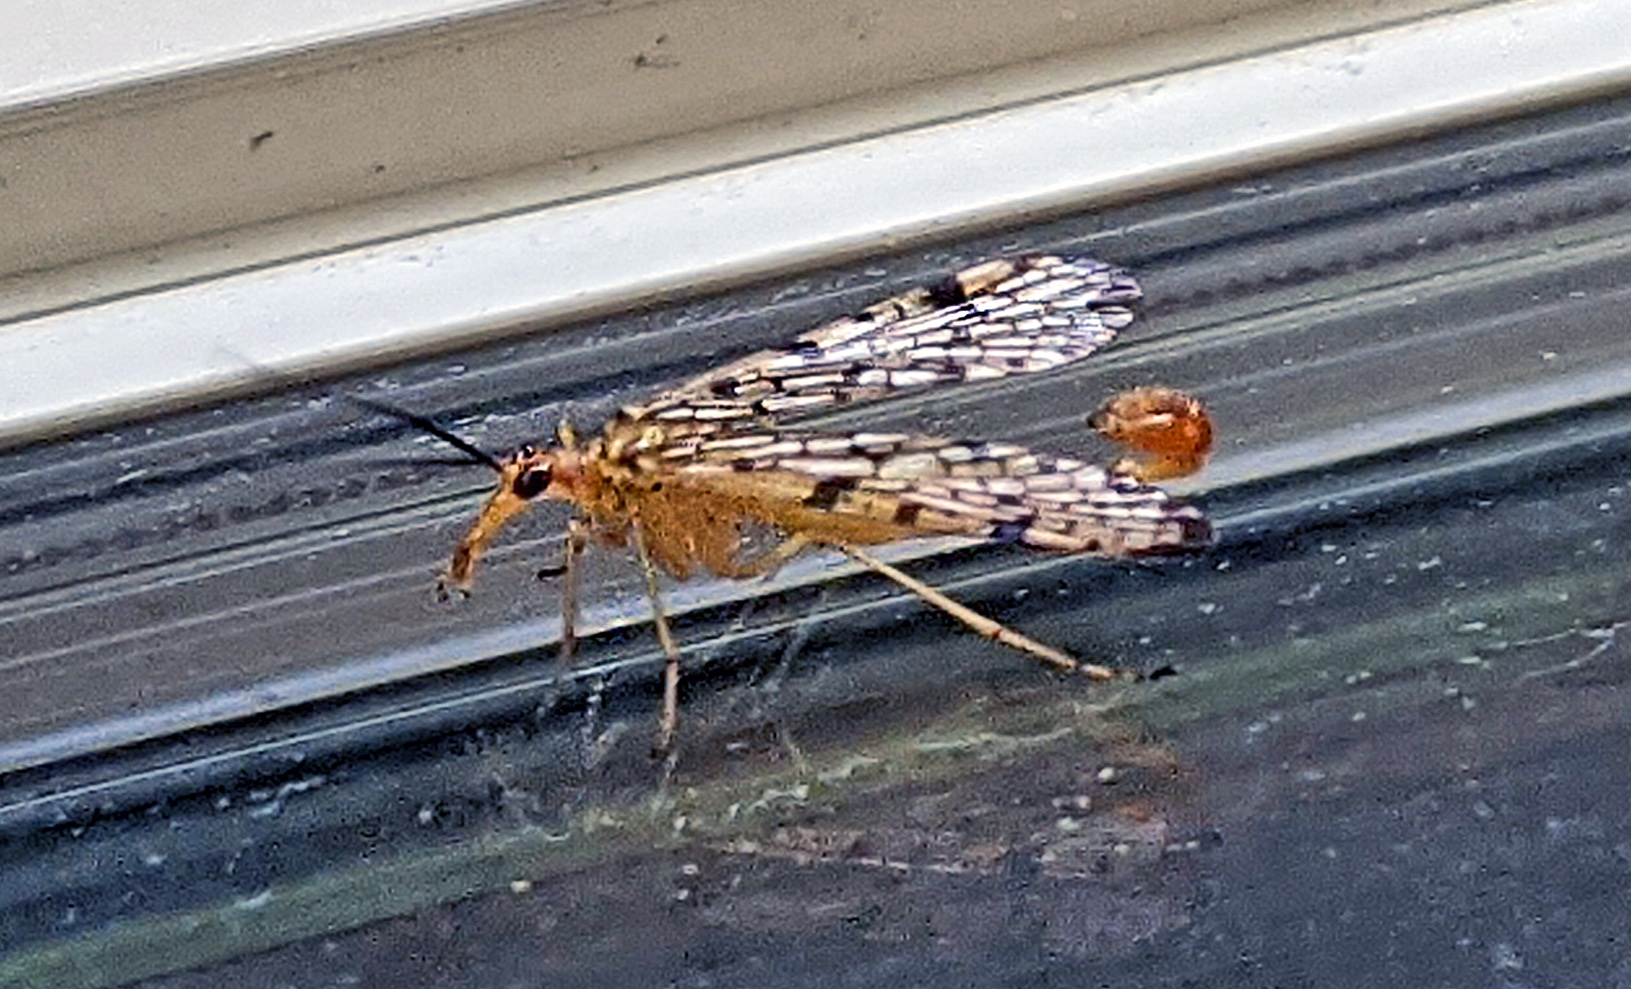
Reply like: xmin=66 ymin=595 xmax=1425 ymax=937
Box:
xmin=346 ymin=396 xmax=504 ymax=473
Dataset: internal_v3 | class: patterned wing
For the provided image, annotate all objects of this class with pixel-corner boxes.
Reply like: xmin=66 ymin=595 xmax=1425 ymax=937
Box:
xmin=670 ymin=429 xmax=1211 ymax=559
xmin=623 ymin=254 xmax=1141 ymax=434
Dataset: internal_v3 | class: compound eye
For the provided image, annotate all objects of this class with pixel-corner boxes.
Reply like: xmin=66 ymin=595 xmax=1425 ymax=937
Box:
xmin=513 ymin=466 xmax=551 ymax=499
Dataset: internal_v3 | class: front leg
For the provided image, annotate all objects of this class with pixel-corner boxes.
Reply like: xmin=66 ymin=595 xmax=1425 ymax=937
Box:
xmin=535 ymin=519 xmax=590 ymax=667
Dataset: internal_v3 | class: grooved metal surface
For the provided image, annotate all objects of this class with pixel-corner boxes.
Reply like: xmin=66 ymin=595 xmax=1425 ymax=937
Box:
xmin=3 ymin=93 xmax=1631 ymax=988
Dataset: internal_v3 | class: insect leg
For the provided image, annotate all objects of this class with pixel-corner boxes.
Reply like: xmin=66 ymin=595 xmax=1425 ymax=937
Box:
xmin=534 ymin=519 xmax=591 ymax=662
xmin=838 ymin=544 xmax=1122 ymax=681
xmin=630 ymin=521 xmax=685 ymax=756
xmin=530 ymin=518 xmax=602 ymax=766
xmin=558 ymin=519 xmax=588 ymax=666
